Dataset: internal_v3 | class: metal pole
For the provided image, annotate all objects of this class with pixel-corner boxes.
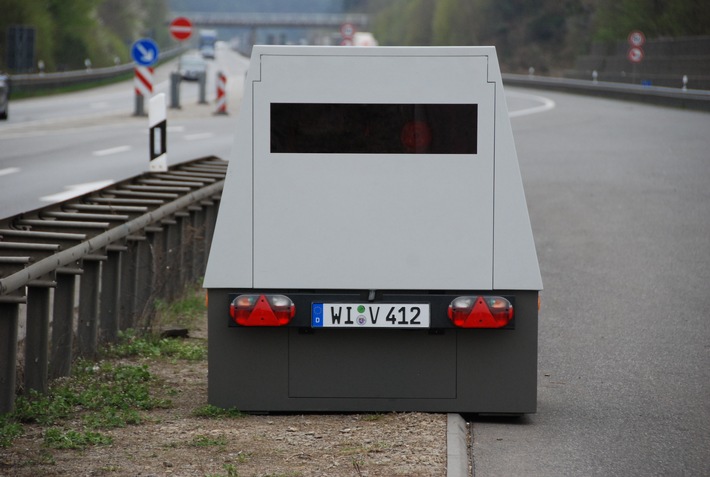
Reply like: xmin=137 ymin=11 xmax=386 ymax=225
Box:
xmin=170 ymin=72 xmax=181 ymax=109
xmin=77 ymin=259 xmax=102 ymax=358
xmin=99 ymin=247 xmax=124 ymax=343
xmin=25 ymin=281 xmax=53 ymax=393
xmin=0 ymin=302 xmax=20 ymax=413
xmin=135 ymin=93 xmax=145 ymax=116
xmin=120 ymin=238 xmax=140 ymax=330
xmin=134 ymin=235 xmax=155 ymax=329
xmin=50 ymin=271 xmax=78 ymax=379
xmin=198 ymin=72 xmax=207 ymax=104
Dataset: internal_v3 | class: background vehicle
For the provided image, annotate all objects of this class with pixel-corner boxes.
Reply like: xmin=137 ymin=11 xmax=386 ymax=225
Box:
xmin=200 ymin=45 xmax=215 ymax=60
xmin=178 ymin=54 xmax=207 ymax=81
xmin=0 ymin=74 xmax=9 ymax=120
xmin=199 ymin=29 xmax=217 ymax=59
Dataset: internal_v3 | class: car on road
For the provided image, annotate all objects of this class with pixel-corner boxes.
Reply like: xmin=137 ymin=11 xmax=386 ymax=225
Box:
xmin=178 ymin=54 xmax=207 ymax=81
xmin=0 ymin=73 xmax=9 ymax=120
xmin=200 ymin=46 xmax=216 ymax=60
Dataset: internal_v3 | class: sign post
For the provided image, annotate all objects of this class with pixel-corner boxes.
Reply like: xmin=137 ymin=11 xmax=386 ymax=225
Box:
xmin=131 ymin=38 xmax=159 ymax=116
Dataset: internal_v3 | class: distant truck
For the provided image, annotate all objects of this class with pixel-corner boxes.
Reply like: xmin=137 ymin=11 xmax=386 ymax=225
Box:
xmin=204 ymin=46 xmax=542 ymax=414
xmin=199 ymin=29 xmax=217 ymax=59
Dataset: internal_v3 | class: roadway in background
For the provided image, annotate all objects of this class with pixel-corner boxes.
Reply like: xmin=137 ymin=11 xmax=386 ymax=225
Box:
xmin=1 ymin=46 xmax=709 ymax=476
xmin=0 ymin=42 xmax=248 ymax=218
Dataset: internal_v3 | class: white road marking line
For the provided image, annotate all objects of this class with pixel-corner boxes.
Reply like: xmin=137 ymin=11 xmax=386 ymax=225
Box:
xmin=185 ymin=132 xmax=215 ymax=141
xmin=0 ymin=167 xmax=20 ymax=177
xmin=507 ymin=91 xmax=556 ymax=117
xmin=40 ymin=180 xmax=115 ymax=202
xmin=168 ymin=125 xmax=185 ymax=133
xmin=93 ymin=145 xmax=132 ymax=156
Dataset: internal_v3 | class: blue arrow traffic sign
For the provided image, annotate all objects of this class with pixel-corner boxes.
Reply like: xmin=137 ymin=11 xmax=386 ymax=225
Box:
xmin=131 ymin=38 xmax=159 ymax=67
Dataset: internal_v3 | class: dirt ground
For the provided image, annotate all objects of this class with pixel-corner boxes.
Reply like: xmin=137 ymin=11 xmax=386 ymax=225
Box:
xmin=1 ymin=320 xmax=448 ymax=477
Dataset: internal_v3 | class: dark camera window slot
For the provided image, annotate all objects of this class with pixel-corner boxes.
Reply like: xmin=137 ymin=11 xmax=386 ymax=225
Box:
xmin=271 ymin=103 xmax=477 ymax=154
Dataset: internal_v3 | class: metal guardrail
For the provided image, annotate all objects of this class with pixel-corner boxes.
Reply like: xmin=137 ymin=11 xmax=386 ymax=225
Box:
xmin=502 ymin=73 xmax=710 ymax=112
xmin=0 ymin=156 xmax=227 ymax=414
xmin=8 ymin=46 xmax=186 ymax=95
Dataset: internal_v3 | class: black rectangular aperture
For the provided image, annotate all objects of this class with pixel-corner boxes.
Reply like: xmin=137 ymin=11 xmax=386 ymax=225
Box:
xmin=271 ymin=103 xmax=477 ymax=154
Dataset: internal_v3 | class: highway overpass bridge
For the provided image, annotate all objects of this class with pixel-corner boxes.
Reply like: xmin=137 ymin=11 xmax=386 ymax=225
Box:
xmin=171 ymin=12 xmax=370 ymax=29
xmin=171 ymin=12 xmax=371 ymax=52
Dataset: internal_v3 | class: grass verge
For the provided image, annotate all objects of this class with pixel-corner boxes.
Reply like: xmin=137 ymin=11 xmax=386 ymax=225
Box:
xmin=1 ymin=290 xmax=208 ymax=449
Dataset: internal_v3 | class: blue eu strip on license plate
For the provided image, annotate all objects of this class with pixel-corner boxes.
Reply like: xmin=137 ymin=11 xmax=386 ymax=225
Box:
xmin=311 ymin=303 xmax=430 ymax=328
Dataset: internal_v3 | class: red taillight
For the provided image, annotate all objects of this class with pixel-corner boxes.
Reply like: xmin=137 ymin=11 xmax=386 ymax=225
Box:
xmin=447 ymin=296 xmax=513 ymax=328
xmin=230 ymin=294 xmax=295 ymax=326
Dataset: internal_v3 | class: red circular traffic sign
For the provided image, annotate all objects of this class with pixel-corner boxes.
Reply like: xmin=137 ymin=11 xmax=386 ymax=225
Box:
xmin=628 ymin=30 xmax=646 ymax=47
xmin=627 ymin=46 xmax=644 ymax=63
xmin=170 ymin=17 xmax=193 ymax=41
xmin=340 ymin=23 xmax=356 ymax=39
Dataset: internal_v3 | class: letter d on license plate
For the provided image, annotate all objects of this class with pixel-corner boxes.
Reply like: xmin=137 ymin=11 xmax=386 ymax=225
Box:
xmin=311 ymin=303 xmax=430 ymax=328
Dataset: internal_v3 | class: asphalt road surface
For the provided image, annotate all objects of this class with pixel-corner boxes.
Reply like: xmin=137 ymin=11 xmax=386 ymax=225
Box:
xmin=0 ymin=43 xmax=248 ymax=218
xmin=1 ymin=48 xmax=708 ymax=476
xmin=472 ymin=88 xmax=710 ymax=476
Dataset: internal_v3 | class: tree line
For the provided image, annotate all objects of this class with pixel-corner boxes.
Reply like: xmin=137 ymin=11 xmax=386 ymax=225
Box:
xmin=0 ymin=0 xmax=170 ymax=72
xmin=2 ymin=0 xmax=708 ymax=74
xmin=353 ymin=0 xmax=710 ymax=73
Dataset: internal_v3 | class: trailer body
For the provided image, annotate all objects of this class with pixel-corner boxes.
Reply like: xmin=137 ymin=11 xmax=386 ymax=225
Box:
xmin=204 ymin=46 xmax=542 ymax=413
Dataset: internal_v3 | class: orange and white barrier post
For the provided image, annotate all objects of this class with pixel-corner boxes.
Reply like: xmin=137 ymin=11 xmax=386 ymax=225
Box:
xmin=215 ymin=71 xmax=228 ymax=115
xmin=134 ymin=66 xmax=153 ymax=116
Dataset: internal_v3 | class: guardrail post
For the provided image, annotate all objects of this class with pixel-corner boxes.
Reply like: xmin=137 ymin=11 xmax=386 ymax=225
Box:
xmin=120 ymin=238 xmax=141 ymax=330
xmin=170 ymin=72 xmax=182 ymax=109
xmin=162 ymin=219 xmax=180 ymax=301
xmin=198 ymin=71 xmax=208 ymax=105
xmin=99 ymin=246 xmax=125 ymax=343
xmin=198 ymin=200 xmax=212 ymax=274
xmin=77 ymin=258 xmax=103 ymax=358
xmin=25 ymin=277 xmax=55 ymax=393
xmin=204 ymin=199 xmax=218 ymax=264
xmin=192 ymin=205 xmax=207 ymax=279
xmin=0 ymin=302 xmax=20 ymax=413
xmin=135 ymin=232 xmax=157 ymax=328
xmin=187 ymin=206 xmax=204 ymax=283
xmin=50 ymin=270 xmax=79 ymax=379
xmin=176 ymin=211 xmax=190 ymax=290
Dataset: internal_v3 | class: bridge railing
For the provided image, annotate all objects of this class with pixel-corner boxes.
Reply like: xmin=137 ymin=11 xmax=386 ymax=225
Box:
xmin=171 ymin=12 xmax=370 ymax=28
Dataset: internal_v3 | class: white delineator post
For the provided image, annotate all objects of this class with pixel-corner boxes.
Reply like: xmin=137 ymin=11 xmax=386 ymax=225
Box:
xmin=215 ymin=71 xmax=228 ymax=115
xmin=134 ymin=66 xmax=153 ymax=116
xmin=148 ymin=93 xmax=167 ymax=172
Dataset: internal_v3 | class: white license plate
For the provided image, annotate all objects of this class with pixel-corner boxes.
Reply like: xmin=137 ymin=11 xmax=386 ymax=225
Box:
xmin=311 ymin=303 xmax=430 ymax=328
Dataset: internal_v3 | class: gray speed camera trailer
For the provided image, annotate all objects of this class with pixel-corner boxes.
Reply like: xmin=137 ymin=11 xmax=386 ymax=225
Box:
xmin=204 ymin=46 xmax=542 ymax=414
